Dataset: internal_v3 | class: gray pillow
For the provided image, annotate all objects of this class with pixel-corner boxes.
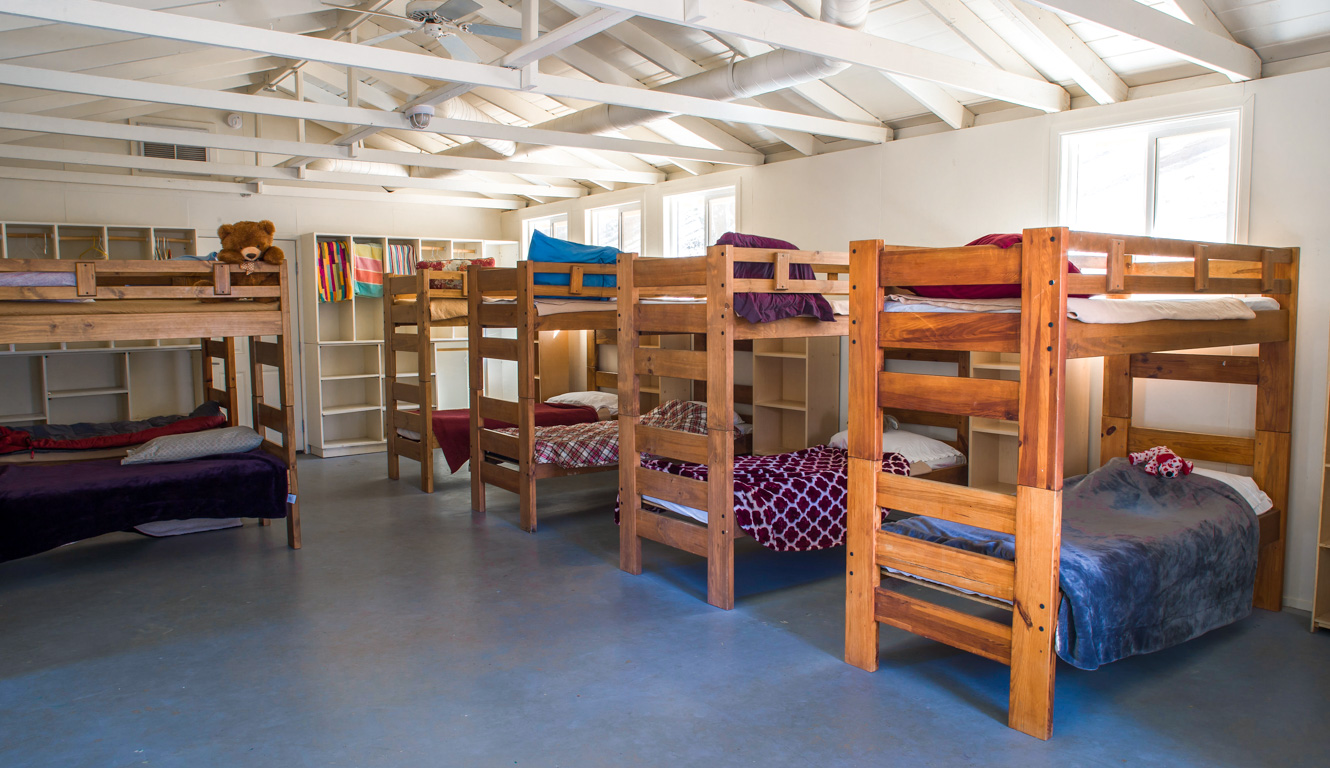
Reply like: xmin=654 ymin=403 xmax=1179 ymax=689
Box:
xmin=122 ymin=426 xmax=262 ymax=465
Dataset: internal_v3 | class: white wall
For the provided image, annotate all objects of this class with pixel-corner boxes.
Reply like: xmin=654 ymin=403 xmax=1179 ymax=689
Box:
xmin=502 ymin=67 xmax=1330 ymax=610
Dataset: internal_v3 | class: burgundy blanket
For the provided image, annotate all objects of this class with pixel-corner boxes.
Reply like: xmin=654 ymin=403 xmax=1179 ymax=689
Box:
xmin=628 ymin=446 xmax=911 ymax=552
xmin=0 ymin=450 xmax=288 ymax=563
xmin=0 ymin=402 xmax=226 ymax=455
xmin=717 ymin=232 xmax=836 ymax=324
xmin=432 ymin=403 xmax=598 ymax=473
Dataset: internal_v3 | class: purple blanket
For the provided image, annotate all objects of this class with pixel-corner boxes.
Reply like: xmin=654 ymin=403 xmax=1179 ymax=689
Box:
xmin=634 ymin=446 xmax=911 ymax=552
xmin=717 ymin=232 xmax=836 ymax=324
xmin=0 ymin=450 xmax=288 ymax=563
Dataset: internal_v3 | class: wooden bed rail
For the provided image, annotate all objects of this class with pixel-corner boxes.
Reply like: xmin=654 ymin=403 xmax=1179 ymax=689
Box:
xmin=847 ymin=228 xmax=1297 ymax=741
xmin=0 ymin=259 xmax=281 ymax=301
xmin=632 ymin=246 xmax=850 ymax=299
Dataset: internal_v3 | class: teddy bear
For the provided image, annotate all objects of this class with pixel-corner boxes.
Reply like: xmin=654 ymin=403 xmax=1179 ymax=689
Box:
xmin=216 ymin=220 xmax=284 ymax=302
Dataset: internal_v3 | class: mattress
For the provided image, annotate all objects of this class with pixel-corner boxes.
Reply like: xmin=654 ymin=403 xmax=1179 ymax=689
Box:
xmin=393 ymin=296 xmax=468 ymax=322
xmin=884 ymin=294 xmax=1279 ymax=323
xmin=0 ymin=299 xmax=274 ymax=316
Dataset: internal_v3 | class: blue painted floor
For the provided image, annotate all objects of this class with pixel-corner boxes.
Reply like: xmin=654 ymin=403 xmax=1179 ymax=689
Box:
xmin=2 ymin=453 xmax=1328 ymax=767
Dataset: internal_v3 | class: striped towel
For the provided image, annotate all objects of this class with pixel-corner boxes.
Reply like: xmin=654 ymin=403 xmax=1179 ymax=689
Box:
xmin=352 ymin=242 xmax=384 ymax=298
xmin=317 ymin=240 xmax=351 ymax=303
xmin=386 ymin=243 xmax=415 ymax=276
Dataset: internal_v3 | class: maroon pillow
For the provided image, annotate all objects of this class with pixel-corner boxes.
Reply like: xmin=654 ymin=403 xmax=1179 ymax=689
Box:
xmin=909 ymin=234 xmax=1091 ymax=299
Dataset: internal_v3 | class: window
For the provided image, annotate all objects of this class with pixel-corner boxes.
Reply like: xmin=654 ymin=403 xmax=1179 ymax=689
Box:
xmin=522 ymin=214 xmax=568 ymax=255
xmin=1060 ymin=111 xmax=1240 ymax=242
xmin=665 ymin=186 xmax=736 ymax=258
xmin=587 ymin=203 xmax=641 ymax=253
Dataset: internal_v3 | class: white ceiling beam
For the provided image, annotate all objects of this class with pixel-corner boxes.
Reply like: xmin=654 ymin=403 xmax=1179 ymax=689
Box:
xmin=0 ymin=164 xmax=525 ymax=209
xmin=0 ymin=0 xmax=885 ymax=143
xmin=0 ymin=111 xmax=665 ymax=184
xmin=1024 ymin=0 xmax=1259 ymax=81
xmin=990 ymin=0 xmax=1128 ymax=104
xmin=573 ymin=0 xmax=1069 ymax=112
xmin=918 ymin=0 xmax=1046 ymax=80
xmin=0 ymin=143 xmax=586 ymax=197
xmin=1167 ymin=0 xmax=1236 ymax=41
xmin=885 ymin=76 xmax=976 ymax=130
xmin=253 ymin=0 xmax=395 ymax=93
xmin=0 ymin=63 xmax=764 ymax=166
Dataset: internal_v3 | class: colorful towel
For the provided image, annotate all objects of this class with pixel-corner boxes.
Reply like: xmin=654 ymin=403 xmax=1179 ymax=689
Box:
xmin=317 ymin=240 xmax=351 ymax=303
xmin=386 ymin=243 xmax=416 ymax=276
xmin=352 ymin=243 xmax=384 ymax=298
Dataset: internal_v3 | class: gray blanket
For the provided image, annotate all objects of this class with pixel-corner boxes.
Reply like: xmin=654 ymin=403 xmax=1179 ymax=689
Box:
xmin=884 ymin=458 xmax=1259 ymax=670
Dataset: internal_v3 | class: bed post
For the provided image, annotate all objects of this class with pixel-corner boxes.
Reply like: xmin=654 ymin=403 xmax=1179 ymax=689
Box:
xmin=277 ymin=261 xmax=300 ymax=549
xmin=516 ymin=262 xmax=539 ymax=532
xmin=1008 ymin=227 xmax=1068 ymax=740
xmin=618 ymin=252 xmax=643 ymax=575
xmin=415 ymin=268 xmax=435 ymax=494
xmin=384 ymin=274 xmax=400 ymax=483
xmin=1100 ymin=355 xmax=1132 ymax=465
xmin=846 ymin=239 xmax=886 ymax=670
xmin=1252 ymin=247 xmax=1297 ymax=611
xmin=468 ymin=264 xmax=486 ymax=513
xmin=706 ymin=245 xmax=737 ymax=610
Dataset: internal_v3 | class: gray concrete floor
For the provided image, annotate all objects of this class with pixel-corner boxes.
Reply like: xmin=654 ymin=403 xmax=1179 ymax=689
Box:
xmin=2 ymin=453 xmax=1328 ymax=768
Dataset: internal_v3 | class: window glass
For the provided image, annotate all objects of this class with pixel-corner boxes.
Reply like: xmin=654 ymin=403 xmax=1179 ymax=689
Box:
xmin=665 ymin=186 xmax=736 ymax=257
xmin=1153 ymin=128 xmax=1231 ymax=242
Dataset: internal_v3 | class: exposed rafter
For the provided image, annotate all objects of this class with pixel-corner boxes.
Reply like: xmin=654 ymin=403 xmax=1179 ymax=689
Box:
xmin=990 ymin=0 xmax=1128 ymax=105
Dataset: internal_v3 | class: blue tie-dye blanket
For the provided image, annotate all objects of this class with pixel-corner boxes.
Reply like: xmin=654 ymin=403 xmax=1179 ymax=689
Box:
xmin=883 ymin=458 xmax=1260 ymax=670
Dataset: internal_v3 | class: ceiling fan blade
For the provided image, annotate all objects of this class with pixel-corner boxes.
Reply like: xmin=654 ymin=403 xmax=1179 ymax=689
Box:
xmin=437 ymin=0 xmax=483 ymax=19
xmin=358 ymin=28 xmax=417 ymax=47
xmin=467 ymin=23 xmax=524 ymax=40
xmin=436 ymin=33 xmax=481 ymax=63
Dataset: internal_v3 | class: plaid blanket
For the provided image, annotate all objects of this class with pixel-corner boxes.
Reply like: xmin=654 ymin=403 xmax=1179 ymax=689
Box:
xmin=492 ymin=399 xmax=711 ymax=469
xmin=632 ymin=446 xmax=912 ymax=552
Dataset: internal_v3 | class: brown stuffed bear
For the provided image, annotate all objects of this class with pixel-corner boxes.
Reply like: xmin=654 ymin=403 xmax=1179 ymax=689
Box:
xmin=216 ymin=220 xmax=283 ymax=302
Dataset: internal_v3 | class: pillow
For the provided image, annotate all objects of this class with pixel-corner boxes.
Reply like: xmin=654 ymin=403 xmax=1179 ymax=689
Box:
xmin=122 ymin=426 xmax=262 ymax=465
xmin=417 ymin=258 xmax=495 ymax=291
xmin=908 ymin=234 xmax=1092 ymax=299
xmin=714 ymin=232 xmax=836 ymax=324
xmin=546 ymin=390 xmax=618 ymax=415
xmin=528 ymin=230 xmax=617 ymax=292
xmin=828 ymin=428 xmax=966 ymax=467
xmin=1191 ymin=467 xmax=1274 ymax=514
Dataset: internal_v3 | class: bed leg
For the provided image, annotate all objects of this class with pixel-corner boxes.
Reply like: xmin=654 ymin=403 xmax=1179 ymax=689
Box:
xmin=845 ymin=458 xmax=880 ymax=671
xmin=519 ymin=464 xmax=536 ymax=533
xmin=286 ymin=469 xmax=302 ymax=550
xmin=1008 ymin=486 xmax=1060 ymax=740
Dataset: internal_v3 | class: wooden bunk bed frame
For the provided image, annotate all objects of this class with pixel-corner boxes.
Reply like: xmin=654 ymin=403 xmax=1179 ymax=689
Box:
xmin=384 ymin=266 xmax=467 ymax=493
xmin=844 ymin=227 xmax=1296 ymax=740
xmin=0 ymin=258 xmax=301 ymax=548
xmin=616 ymin=244 xmax=851 ymax=610
xmin=467 ymin=259 xmax=622 ymax=532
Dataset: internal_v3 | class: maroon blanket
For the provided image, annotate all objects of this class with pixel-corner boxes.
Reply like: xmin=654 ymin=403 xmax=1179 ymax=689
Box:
xmin=432 ymin=403 xmax=598 ymax=472
xmin=626 ymin=446 xmax=911 ymax=552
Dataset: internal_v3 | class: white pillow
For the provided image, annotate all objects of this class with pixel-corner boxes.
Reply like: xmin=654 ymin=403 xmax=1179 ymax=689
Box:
xmin=122 ymin=426 xmax=262 ymax=465
xmin=1191 ymin=467 xmax=1273 ymax=514
xmin=546 ymin=390 xmax=618 ymax=415
xmin=828 ymin=428 xmax=965 ymax=467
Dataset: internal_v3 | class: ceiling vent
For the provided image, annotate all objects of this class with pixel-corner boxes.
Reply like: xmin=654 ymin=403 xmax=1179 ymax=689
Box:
xmin=140 ymin=140 xmax=208 ymax=163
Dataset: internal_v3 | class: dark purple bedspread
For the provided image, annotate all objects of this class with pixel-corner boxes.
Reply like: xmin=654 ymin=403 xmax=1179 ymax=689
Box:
xmin=0 ymin=450 xmax=288 ymax=563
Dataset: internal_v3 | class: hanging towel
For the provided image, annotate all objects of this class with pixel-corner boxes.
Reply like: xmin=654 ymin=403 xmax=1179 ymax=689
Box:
xmin=352 ymin=242 xmax=384 ymax=297
xmin=317 ymin=240 xmax=352 ymax=303
xmin=386 ymin=243 xmax=416 ymax=276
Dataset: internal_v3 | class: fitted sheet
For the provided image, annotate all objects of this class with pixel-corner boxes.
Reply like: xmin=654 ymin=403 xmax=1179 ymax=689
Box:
xmin=884 ymin=294 xmax=1279 ymax=323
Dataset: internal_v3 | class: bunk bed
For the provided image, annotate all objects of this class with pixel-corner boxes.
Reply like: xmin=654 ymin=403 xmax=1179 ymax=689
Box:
xmin=616 ymin=244 xmax=869 ymax=610
xmin=844 ymin=228 xmax=1296 ymax=740
xmin=0 ymin=258 xmax=300 ymax=558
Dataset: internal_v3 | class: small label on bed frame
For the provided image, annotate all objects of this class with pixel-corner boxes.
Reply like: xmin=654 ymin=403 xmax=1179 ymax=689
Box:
xmin=287 ymin=494 xmax=298 ymax=504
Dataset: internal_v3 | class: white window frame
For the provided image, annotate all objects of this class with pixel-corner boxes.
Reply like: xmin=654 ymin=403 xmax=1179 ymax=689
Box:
xmin=1058 ymin=110 xmax=1242 ymax=243
xmin=521 ymin=213 xmax=569 ymax=257
xmin=585 ymin=201 xmax=642 ymax=253
xmin=664 ymin=185 xmax=737 ymax=258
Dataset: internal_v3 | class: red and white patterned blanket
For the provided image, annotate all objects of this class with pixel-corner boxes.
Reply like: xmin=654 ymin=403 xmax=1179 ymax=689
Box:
xmin=632 ymin=446 xmax=911 ymax=552
xmin=492 ymin=399 xmax=711 ymax=469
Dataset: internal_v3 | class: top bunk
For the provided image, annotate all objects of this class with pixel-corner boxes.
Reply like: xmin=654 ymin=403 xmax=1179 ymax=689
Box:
xmin=0 ymin=259 xmax=289 ymax=344
xmin=470 ymin=258 xmax=625 ymax=333
xmin=383 ymin=266 xmax=470 ymax=328
xmin=860 ymin=228 xmax=1296 ymax=359
xmin=619 ymin=245 xmax=850 ymax=341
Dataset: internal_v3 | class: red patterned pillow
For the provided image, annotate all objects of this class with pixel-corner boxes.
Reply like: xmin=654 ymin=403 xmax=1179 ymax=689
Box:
xmin=909 ymin=234 xmax=1091 ymax=299
xmin=416 ymin=257 xmax=494 ymax=290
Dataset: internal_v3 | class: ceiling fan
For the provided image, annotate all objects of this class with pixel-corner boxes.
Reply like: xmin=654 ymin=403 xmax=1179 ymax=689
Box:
xmin=322 ymin=1 xmax=525 ymax=62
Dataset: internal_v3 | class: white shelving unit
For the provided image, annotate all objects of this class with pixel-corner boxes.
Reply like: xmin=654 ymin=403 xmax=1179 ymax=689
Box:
xmin=751 ymin=336 xmax=840 ymax=455
xmin=299 ymin=232 xmax=517 ymax=458
xmin=0 ymin=221 xmax=201 ymax=428
xmin=1311 ymin=330 xmax=1330 ymax=631
xmin=967 ymin=351 xmax=1022 ymax=495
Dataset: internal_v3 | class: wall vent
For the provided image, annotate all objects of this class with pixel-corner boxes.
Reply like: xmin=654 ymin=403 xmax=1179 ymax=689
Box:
xmin=140 ymin=140 xmax=208 ymax=163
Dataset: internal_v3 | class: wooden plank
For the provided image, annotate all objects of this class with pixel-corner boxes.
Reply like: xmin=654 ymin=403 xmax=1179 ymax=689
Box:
xmin=635 ymin=347 xmax=707 ymax=381
xmin=880 ymin=245 xmax=1022 ymax=287
xmin=773 ymin=251 xmax=790 ymax=291
xmin=390 ymin=381 xmax=420 ymax=405
xmin=706 ymin=244 xmax=737 ymax=611
xmin=202 ymin=338 xmax=229 ymax=359
xmin=1256 ymin=248 xmax=1297 ymax=433
xmin=877 ymin=530 xmax=1015 ymax=601
xmin=1100 ymin=416 xmax=1131 ymax=465
xmin=0 ymin=259 xmax=281 ymax=275
xmin=474 ymin=266 xmax=517 ymax=293
xmin=477 ymin=335 xmax=519 ymax=361
xmin=1016 ymin=227 xmax=1069 ymax=491
xmin=0 ymin=312 xmax=281 ymax=345
xmin=479 ymin=396 xmax=520 ymax=426
xmin=516 ymin=264 xmax=538 ymax=532
xmin=256 ymin=403 xmax=285 ymax=433
xmin=1068 ymin=310 xmax=1289 ymax=358
xmin=877 ymin=472 xmax=1016 ymax=534
xmin=477 ymin=302 xmax=519 ymax=328
xmin=1261 ymin=249 xmax=1276 ymax=292
xmin=1103 ymin=354 xmax=1132 ymax=419
xmin=0 ymin=284 xmax=281 ymax=300
xmin=636 ymin=302 xmax=707 ymax=334
xmin=1067 ymin=232 xmax=1294 ymax=263
xmin=534 ymin=310 xmax=618 ymax=332
xmin=480 ymin=461 xmax=521 ymax=495
xmin=618 ymin=249 xmax=643 ymax=576
xmin=881 ymin=349 xmax=965 ymax=363
xmin=732 ymin=278 xmax=847 ymax=294
xmin=874 ymin=587 xmax=1012 ymax=666
xmin=636 ymin=467 xmax=708 ymax=512
xmin=392 ymin=408 xmax=424 ymax=434
xmin=879 ymin=371 xmax=1019 ymax=421
xmin=206 ymin=387 xmax=229 ymax=404
xmin=845 ymin=239 xmax=886 ymax=671
xmin=211 ymin=262 xmax=231 ymax=296
xmin=1128 ymin=427 xmax=1255 ymax=465
xmin=1130 ymin=352 xmax=1259 ymax=385
xmin=1252 ymin=430 xmax=1290 ymax=611
xmin=1008 ymin=485 xmax=1062 ymax=741
xmin=882 ymin=407 xmax=965 ymax=431
xmin=1106 ymin=238 xmax=1126 ymax=293
xmin=878 ymin=312 xmax=1020 ymax=352
xmin=636 ymin=424 xmax=709 ymax=464
xmin=479 ymin=428 xmax=522 ymax=462
xmin=1193 ymin=244 xmax=1209 ymax=291
xmin=395 ymin=434 xmax=423 ymax=462
xmin=252 ymin=339 xmax=282 ymax=369
xmin=635 ymin=255 xmax=707 ymax=288
xmin=636 ymin=507 xmax=708 ymax=557
xmin=735 ymin=315 xmax=848 ymax=340
xmin=1065 ymin=273 xmax=1290 ymax=296
xmin=531 ymin=262 xmax=617 ymax=275
xmin=468 ymin=267 xmax=486 ymax=512
xmin=726 ymin=248 xmax=851 ymax=267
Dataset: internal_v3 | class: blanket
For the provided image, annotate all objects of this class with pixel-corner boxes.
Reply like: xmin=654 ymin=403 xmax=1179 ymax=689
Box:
xmin=627 ymin=446 xmax=912 ymax=552
xmin=883 ymin=458 xmax=1259 ymax=670
xmin=0 ymin=450 xmax=288 ymax=562
xmin=0 ymin=402 xmax=225 ymax=455
xmin=421 ymin=403 xmax=598 ymax=473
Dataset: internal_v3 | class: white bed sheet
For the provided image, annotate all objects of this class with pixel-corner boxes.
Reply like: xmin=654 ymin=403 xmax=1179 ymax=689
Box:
xmin=884 ymin=294 xmax=1279 ymax=323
